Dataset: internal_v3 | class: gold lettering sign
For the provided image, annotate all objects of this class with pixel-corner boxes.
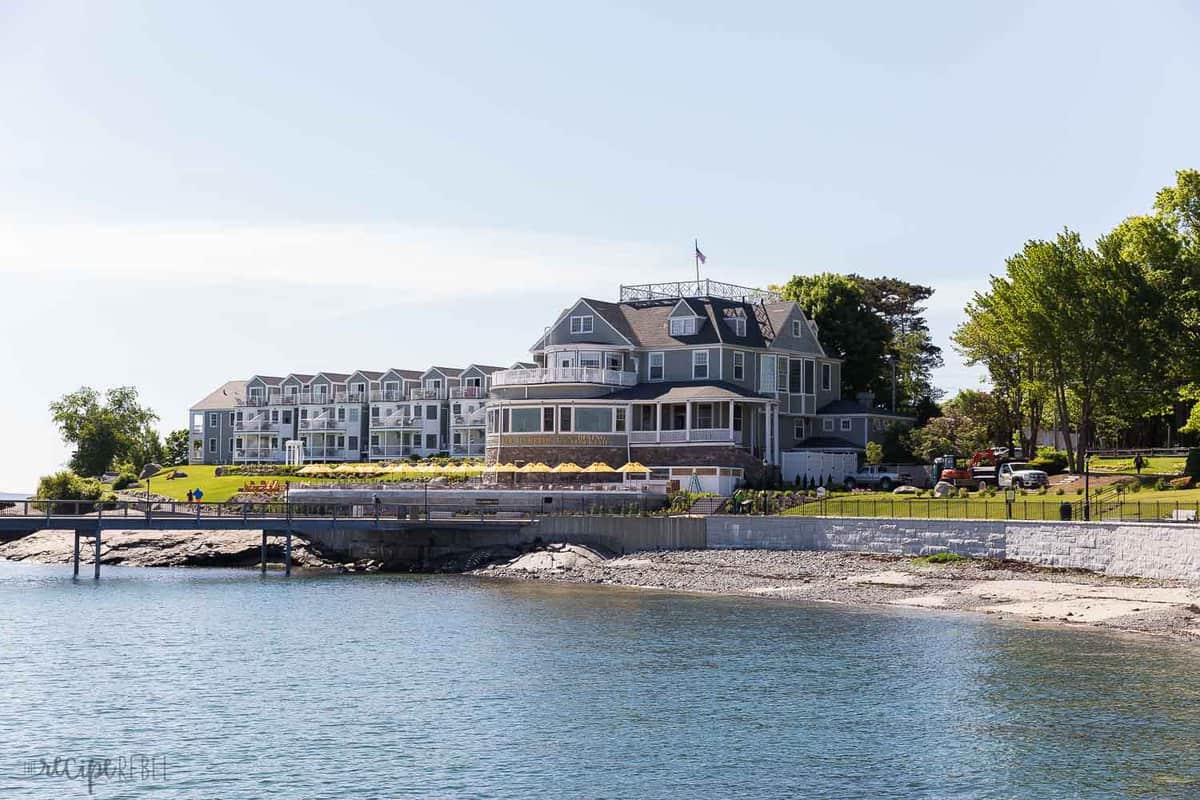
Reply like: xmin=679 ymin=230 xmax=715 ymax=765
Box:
xmin=499 ymin=434 xmax=622 ymax=447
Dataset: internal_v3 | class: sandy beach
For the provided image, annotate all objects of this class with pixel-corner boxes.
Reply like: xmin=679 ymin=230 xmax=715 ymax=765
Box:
xmin=475 ymin=546 xmax=1200 ymax=642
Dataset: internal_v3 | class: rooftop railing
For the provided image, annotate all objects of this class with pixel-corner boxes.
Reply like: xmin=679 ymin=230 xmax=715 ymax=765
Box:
xmin=450 ymin=386 xmax=484 ymax=399
xmin=490 ymin=367 xmax=637 ymax=388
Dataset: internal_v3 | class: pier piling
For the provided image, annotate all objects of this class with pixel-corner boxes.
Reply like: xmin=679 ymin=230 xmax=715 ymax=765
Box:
xmin=285 ymin=532 xmax=292 ymax=577
xmin=73 ymin=531 xmax=81 ymax=577
xmin=260 ymin=531 xmax=267 ymax=574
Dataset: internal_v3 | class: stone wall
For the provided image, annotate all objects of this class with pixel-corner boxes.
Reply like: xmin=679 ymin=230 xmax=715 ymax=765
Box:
xmin=630 ymin=445 xmax=767 ymax=484
xmin=705 ymin=516 xmax=1200 ymax=581
xmin=535 ymin=516 xmax=706 ymax=554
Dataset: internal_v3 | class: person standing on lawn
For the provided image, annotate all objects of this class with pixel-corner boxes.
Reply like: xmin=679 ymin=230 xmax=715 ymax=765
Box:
xmin=1134 ymin=454 xmax=1145 ymax=475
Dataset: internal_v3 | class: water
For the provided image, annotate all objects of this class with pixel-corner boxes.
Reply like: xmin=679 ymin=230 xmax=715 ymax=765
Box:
xmin=3 ymin=563 xmax=1200 ymax=799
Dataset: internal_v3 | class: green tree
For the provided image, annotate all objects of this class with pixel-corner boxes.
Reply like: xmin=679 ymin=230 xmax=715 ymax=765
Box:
xmin=851 ymin=275 xmax=945 ymax=409
xmin=164 ymin=429 xmax=190 ymax=466
xmin=907 ymin=407 xmax=989 ymax=464
xmin=864 ymin=441 xmax=883 ymax=465
xmin=49 ymin=386 xmax=161 ymax=477
xmin=774 ymin=273 xmax=891 ymax=394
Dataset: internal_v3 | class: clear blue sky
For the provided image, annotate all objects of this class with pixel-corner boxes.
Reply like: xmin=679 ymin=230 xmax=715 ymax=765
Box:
xmin=1 ymin=1 xmax=1197 ymax=492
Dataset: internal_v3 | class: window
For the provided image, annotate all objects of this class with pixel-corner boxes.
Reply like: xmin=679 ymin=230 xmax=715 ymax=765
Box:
xmin=791 ymin=320 xmax=802 ymax=337
xmin=453 ymin=432 xmax=462 ymax=446
xmin=670 ymin=317 xmax=697 ymax=337
xmin=794 ymin=420 xmax=805 ymax=440
xmin=414 ymin=405 xmax=423 ymax=418
xmin=466 ymin=376 xmax=482 ymax=389
xmin=208 ymin=413 xmax=218 ymax=427
xmin=283 ymin=410 xmax=292 ymax=424
xmin=840 ymin=418 xmax=852 ymax=432
xmin=543 ymin=407 xmax=555 ymax=432
xmin=776 ymin=356 xmax=788 ymax=392
xmin=821 ymin=363 xmax=832 ymax=392
xmin=804 ymin=359 xmax=815 ymax=395
xmin=637 ymin=406 xmax=656 ymax=430
xmin=649 ymin=352 xmax=665 ymax=381
xmin=349 ymin=407 xmax=359 ymax=422
xmin=823 ymin=418 xmax=834 ymax=432
xmin=229 ymin=438 xmax=235 ymax=452
xmin=452 ymin=403 xmax=461 ymax=416
xmin=336 ymin=435 xmax=345 ymax=448
xmin=337 ymin=407 xmax=346 ymax=422
xmin=733 ymin=405 xmax=743 ymax=432
xmin=726 ymin=316 xmax=745 ymax=337
xmin=510 ymin=408 xmax=542 ymax=433
xmin=426 ymin=434 xmax=437 ymax=450
xmin=695 ymin=403 xmax=714 ymax=429
xmin=579 ymin=351 xmax=602 ymax=369
xmin=371 ymin=406 xmax=380 ymax=419
xmin=270 ymin=410 xmax=279 ymax=423
xmin=759 ymin=355 xmax=776 ymax=393
xmin=385 ymin=381 xmax=399 ymax=397
xmin=559 ymin=407 xmax=572 ymax=432
xmin=300 ymin=408 xmax=308 ymax=420
xmin=693 ymin=350 xmax=709 ymax=380
xmin=570 ymin=315 xmax=593 ymax=334
xmin=348 ymin=436 xmax=358 ymax=451
xmin=208 ymin=438 xmax=217 ymax=453
xmin=271 ymin=437 xmax=279 ymax=449
xmin=605 ymin=352 xmax=622 ymax=371
xmin=732 ymin=351 xmax=745 ymax=381
xmin=426 ymin=405 xmax=437 ymax=419
xmin=615 ymin=408 xmax=626 ymax=432
xmin=229 ymin=412 xmax=236 ymax=424
xmin=574 ymin=407 xmax=613 ymax=432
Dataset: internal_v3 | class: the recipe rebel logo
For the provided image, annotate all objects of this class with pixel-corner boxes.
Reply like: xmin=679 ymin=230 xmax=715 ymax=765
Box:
xmin=21 ymin=753 xmax=167 ymax=795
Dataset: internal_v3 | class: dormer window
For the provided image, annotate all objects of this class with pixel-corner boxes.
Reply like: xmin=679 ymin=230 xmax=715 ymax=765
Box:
xmin=670 ymin=317 xmax=697 ymax=337
xmin=791 ymin=320 xmax=802 ymax=337
xmin=570 ymin=315 xmax=593 ymax=335
xmin=722 ymin=308 xmax=747 ymax=337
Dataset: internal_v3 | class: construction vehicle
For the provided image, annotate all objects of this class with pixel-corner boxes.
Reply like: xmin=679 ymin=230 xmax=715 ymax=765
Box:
xmin=935 ymin=449 xmax=1006 ymax=491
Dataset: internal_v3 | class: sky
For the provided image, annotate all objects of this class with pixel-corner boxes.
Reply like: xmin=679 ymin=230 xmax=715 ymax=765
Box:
xmin=1 ymin=0 xmax=1197 ymax=493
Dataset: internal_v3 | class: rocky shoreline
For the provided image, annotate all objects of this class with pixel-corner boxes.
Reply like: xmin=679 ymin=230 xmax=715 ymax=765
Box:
xmin=473 ymin=546 xmax=1200 ymax=642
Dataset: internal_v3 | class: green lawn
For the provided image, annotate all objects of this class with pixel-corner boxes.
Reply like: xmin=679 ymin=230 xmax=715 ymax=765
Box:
xmin=130 ymin=466 xmax=324 ymax=503
xmin=779 ymin=488 xmax=1200 ymax=521
xmin=1088 ymin=455 xmax=1186 ymax=475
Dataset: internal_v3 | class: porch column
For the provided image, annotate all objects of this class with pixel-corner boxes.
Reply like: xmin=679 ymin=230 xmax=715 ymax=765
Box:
xmin=728 ymin=400 xmax=735 ymax=443
xmin=684 ymin=402 xmax=692 ymax=443
xmin=656 ymin=403 xmax=662 ymax=443
xmin=773 ymin=402 xmax=781 ymax=465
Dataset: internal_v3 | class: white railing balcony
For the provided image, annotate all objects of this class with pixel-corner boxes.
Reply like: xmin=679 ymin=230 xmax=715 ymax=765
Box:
xmin=233 ymin=418 xmax=275 ymax=432
xmin=629 ymin=429 xmax=737 ymax=444
xmin=234 ymin=448 xmax=284 ymax=461
xmin=452 ymin=410 xmax=487 ymax=427
xmin=238 ymin=396 xmax=270 ymax=407
xmin=449 ymin=446 xmax=486 ymax=457
xmin=190 ymin=426 xmax=204 ymax=436
xmin=369 ymin=445 xmax=415 ymax=458
xmin=300 ymin=418 xmax=347 ymax=431
xmin=370 ymin=389 xmax=406 ymax=402
xmin=372 ymin=415 xmax=419 ymax=430
xmin=490 ymin=367 xmax=638 ymax=388
xmin=409 ymin=387 xmax=446 ymax=400
xmin=450 ymin=386 xmax=484 ymax=399
xmin=303 ymin=447 xmax=356 ymax=461
xmin=275 ymin=394 xmax=300 ymax=406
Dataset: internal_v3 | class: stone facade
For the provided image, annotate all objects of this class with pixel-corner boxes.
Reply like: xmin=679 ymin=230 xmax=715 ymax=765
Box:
xmin=630 ymin=445 xmax=767 ymax=484
xmin=485 ymin=444 xmax=629 ymax=468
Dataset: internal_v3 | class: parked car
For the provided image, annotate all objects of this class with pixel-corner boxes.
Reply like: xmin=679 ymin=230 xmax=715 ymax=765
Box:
xmin=842 ymin=465 xmax=910 ymax=492
xmin=997 ymin=462 xmax=1049 ymax=489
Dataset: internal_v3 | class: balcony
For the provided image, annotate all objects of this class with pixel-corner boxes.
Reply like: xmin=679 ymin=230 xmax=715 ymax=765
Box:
xmin=371 ymin=414 xmax=420 ymax=430
xmin=450 ymin=386 xmax=484 ymax=399
xmin=300 ymin=418 xmax=348 ymax=431
xmin=233 ymin=418 xmax=277 ymax=432
xmin=628 ymin=429 xmax=737 ymax=444
xmin=452 ymin=408 xmax=487 ymax=427
xmin=233 ymin=448 xmax=284 ymax=461
xmin=490 ymin=367 xmax=638 ymax=388
xmin=409 ymin=387 xmax=445 ymax=400
xmin=370 ymin=389 xmax=406 ymax=402
xmin=303 ymin=447 xmax=357 ymax=461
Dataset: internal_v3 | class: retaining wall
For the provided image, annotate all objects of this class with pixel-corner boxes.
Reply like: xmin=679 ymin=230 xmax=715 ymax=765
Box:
xmin=534 ymin=516 xmax=707 ymax=554
xmin=705 ymin=516 xmax=1200 ymax=581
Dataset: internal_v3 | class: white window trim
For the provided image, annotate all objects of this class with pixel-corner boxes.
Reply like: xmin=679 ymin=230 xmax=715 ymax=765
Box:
xmin=791 ymin=320 xmax=802 ymax=337
xmin=732 ymin=351 xmax=745 ymax=381
xmin=821 ymin=363 xmax=832 ymax=392
xmin=570 ymin=314 xmax=594 ymax=334
xmin=208 ymin=437 xmax=217 ymax=453
xmin=840 ymin=418 xmax=852 ymax=432
xmin=794 ymin=420 xmax=805 ymax=440
xmin=649 ymin=351 xmax=665 ymax=382
xmin=823 ymin=418 xmax=834 ymax=432
xmin=692 ymin=349 xmax=709 ymax=380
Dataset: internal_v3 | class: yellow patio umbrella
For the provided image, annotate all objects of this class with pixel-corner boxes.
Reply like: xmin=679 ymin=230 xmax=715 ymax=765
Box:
xmin=617 ymin=462 xmax=651 ymax=473
xmin=491 ymin=462 xmax=519 ymax=473
xmin=333 ymin=464 xmax=360 ymax=474
xmin=518 ymin=461 xmax=552 ymax=473
xmin=552 ymin=462 xmax=583 ymax=473
xmin=582 ymin=462 xmax=616 ymax=473
xmin=297 ymin=464 xmax=330 ymax=476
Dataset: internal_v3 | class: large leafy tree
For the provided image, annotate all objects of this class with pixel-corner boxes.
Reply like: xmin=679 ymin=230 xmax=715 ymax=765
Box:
xmin=164 ymin=429 xmax=190 ymax=467
xmin=851 ymin=276 xmax=945 ymax=409
xmin=774 ymin=273 xmax=891 ymax=395
xmin=49 ymin=386 xmax=162 ymax=476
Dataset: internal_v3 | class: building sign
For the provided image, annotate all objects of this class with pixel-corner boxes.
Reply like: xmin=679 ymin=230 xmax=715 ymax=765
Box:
xmin=498 ymin=433 xmax=624 ymax=447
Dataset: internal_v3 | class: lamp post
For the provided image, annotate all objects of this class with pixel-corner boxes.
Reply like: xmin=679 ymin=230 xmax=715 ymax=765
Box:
xmin=139 ymin=463 xmax=160 ymax=508
xmin=1083 ymin=449 xmax=1091 ymax=521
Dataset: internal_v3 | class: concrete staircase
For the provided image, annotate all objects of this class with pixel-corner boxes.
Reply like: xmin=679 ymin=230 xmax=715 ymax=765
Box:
xmin=688 ymin=495 xmax=729 ymax=515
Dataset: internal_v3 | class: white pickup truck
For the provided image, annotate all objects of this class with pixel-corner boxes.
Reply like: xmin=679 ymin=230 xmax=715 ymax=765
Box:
xmin=842 ymin=465 xmax=909 ymax=492
xmin=997 ymin=462 xmax=1050 ymax=489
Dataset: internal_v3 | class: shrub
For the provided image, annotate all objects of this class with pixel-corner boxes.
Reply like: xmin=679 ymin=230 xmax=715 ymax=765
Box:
xmin=111 ymin=471 xmax=139 ymax=491
xmin=958 ymin=487 xmax=971 ymax=499
xmin=1156 ymin=477 xmax=1172 ymax=492
xmin=1055 ymin=487 xmax=1064 ymax=496
xmin=1029 ymin=447 xmax=1068 ymax=475
xmin=1170 ymin=476 xmax=1193 ymax=490
xmin=34 ymin=470 xmax=112 ymax=514
xmin=915 ymin=551 xmax=969 ymax=565
xmin=1076 ymin=488 xmax=1084 ymax=495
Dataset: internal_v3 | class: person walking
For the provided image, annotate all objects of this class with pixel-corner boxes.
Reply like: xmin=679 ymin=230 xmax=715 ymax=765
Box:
xmin=1134 ymin=454 xmax=1145 ymax=475
xmin=186 ymin=489 xmax=194 ymax=504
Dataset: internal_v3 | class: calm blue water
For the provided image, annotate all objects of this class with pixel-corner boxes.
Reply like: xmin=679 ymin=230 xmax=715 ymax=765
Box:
xmin=3 ymin=562 xmax=1200 ymax=799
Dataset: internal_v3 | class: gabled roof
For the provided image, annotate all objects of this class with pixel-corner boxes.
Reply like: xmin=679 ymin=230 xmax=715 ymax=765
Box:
xmin=425 ymin=366 xmax=464 ymax=378
xmin=463 ymin=364 xmax=507 ymax=375
xmin=314 ymin=371 xmax=351 ymax=383
xmin=382 ymin=368 xmax=424 ymax=381
xmin=511 ymin=361 xmax=538 ymax=369
xmin=191 ymin=380 xmax=247 ymax=410
xmin=248 ymin=375 xmax=284 ymax=386
xmin=668 ymin=298 xmax=704 ymax=318
xmin=599 ymin=297 xmax=770 ymax=348
xmin=817 ymin=399 xmax=911 ymax=418
xmin=349 ymin=370 xmax=384 ymax=381
xmin=283 ymin=373 xmax=314 ymax=384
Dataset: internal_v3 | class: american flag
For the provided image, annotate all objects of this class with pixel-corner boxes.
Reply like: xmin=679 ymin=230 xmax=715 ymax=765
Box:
xmin=695 ymin=244 xmax=706 ymax=264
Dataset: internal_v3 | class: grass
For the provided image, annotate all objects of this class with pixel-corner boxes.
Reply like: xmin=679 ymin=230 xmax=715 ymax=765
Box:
xmin=128 ymin=466 xmax=324 ymax=503
xmin=1088 ymin=455 xmax=1186 ymax=475
xmin=913 ymin=552 xmax=969 ymax=564
xmin=778 ymin=487 xmax=1200 ymax=521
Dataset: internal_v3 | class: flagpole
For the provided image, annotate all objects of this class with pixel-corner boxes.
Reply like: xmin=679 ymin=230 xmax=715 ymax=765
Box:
xmin=694 ymin=238 xmax=700 ymax=286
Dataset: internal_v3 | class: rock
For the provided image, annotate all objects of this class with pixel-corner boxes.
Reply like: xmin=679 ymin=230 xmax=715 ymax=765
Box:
xmin=933 ymin=481 xmax=955 ymax=498
xmin=892 ymin=485 xmax=919 ymax=495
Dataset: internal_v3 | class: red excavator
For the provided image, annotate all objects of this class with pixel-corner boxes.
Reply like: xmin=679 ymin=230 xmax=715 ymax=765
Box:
xmin=935 ymin=449 xmax=1005 ymax=490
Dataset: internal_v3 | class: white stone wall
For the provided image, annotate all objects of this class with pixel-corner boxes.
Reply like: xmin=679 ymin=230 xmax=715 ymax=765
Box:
xmin=706 ymin=516 xmax=1200 ymax=580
